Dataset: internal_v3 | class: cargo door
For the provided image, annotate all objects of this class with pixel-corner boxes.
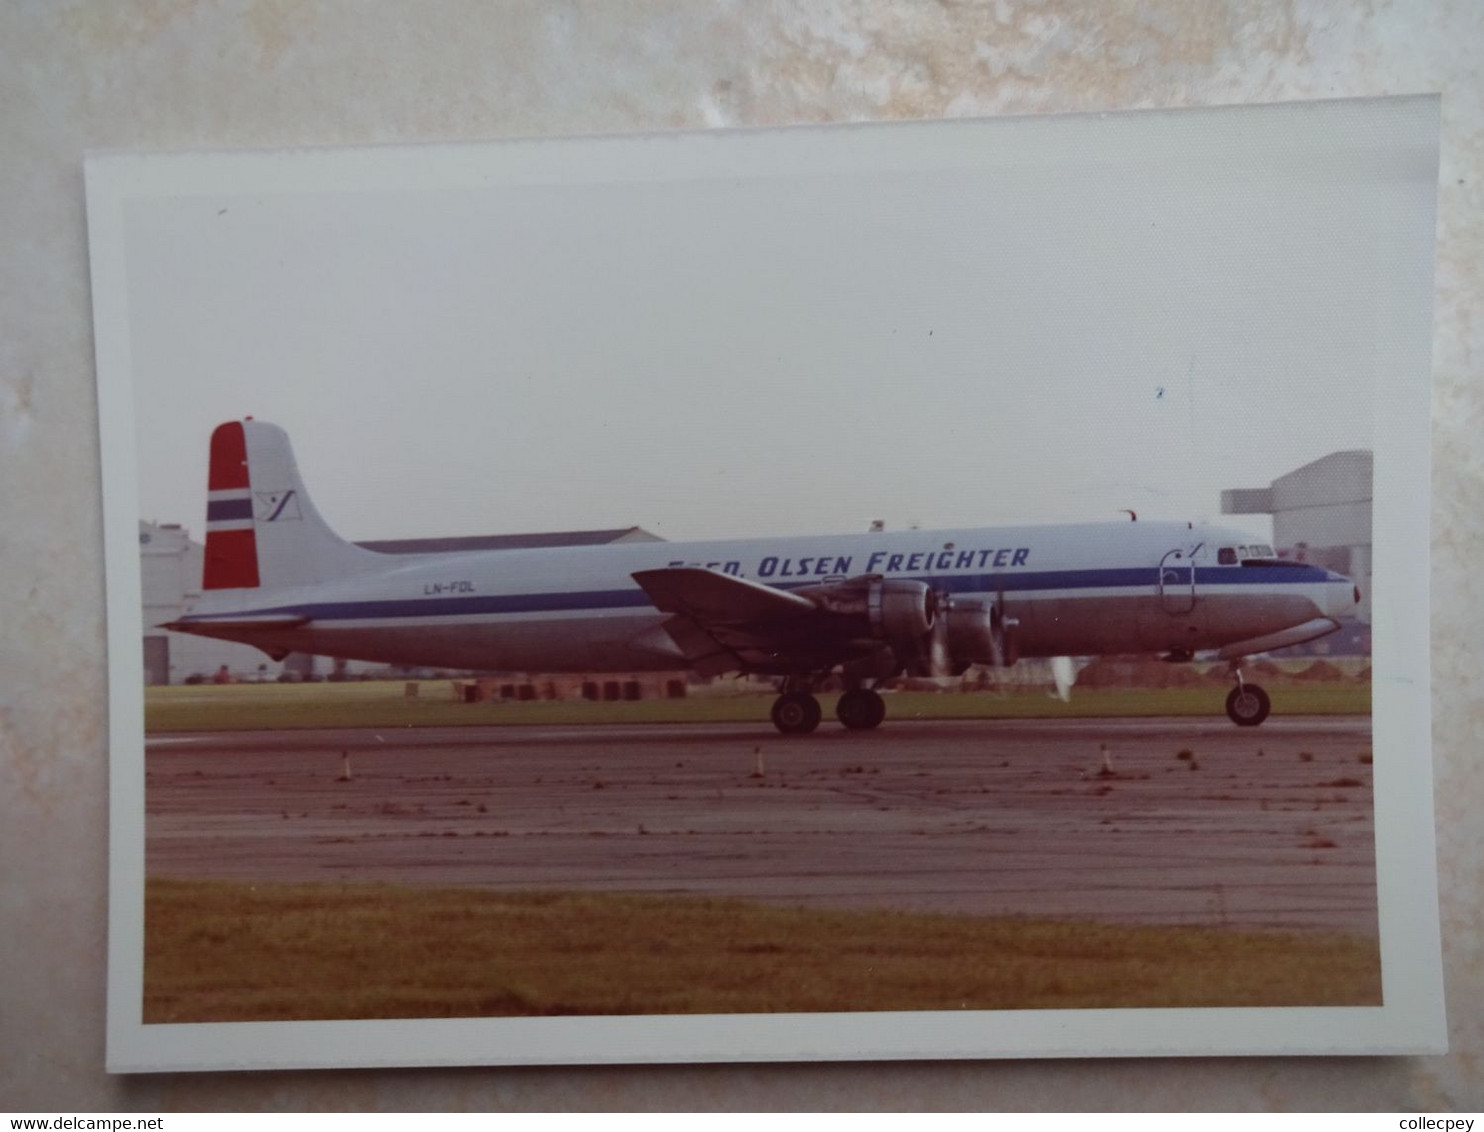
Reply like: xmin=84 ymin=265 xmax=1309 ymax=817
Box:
xmin=1157 ymin=546 xmax=1197 ymax=615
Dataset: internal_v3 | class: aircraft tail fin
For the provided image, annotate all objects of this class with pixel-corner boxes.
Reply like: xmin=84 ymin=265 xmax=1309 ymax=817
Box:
xmin=202 ymin=419 xmax=382 ymax=591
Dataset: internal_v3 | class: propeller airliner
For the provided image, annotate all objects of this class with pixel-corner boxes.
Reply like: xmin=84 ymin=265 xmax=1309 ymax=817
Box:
xmin=162 ymin=420 xmax=1360 ymax=733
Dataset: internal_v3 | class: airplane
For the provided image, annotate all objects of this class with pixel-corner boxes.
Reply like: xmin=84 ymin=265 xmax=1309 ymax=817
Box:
xmin=160 ymin=419 xmax=1361 ymax=733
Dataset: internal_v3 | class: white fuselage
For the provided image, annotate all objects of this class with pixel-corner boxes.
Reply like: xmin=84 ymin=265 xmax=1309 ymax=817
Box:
xmin=175 ymin=520 xmax=1357 ymax=673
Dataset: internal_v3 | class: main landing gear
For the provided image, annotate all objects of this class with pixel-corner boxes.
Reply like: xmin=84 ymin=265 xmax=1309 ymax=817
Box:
xmin=770 ymin=691 xmax=822 ymax=734
xmin=836 ymin=687 xmax=887 ymax=730
xmin=1225 ymin=665 xmax=1271 ymax=727
xmin=769 ymin=681 xmax=887 ymax=734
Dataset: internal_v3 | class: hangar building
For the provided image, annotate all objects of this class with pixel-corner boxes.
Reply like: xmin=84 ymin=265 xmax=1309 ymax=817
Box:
xmin=140 ymin=521 xmax=662 ymax=684
xmin=1220 ymin=449 xmax=1373 ymax=628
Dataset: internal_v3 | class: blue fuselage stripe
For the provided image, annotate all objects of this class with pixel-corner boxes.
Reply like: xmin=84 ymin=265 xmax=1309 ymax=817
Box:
xmin=181 ymin=565 xmax=1333 ymax=626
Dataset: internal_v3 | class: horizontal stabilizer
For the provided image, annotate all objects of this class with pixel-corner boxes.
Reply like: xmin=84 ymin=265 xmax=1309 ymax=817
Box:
xmin=160 ymin=614 xmax=312 ymax=635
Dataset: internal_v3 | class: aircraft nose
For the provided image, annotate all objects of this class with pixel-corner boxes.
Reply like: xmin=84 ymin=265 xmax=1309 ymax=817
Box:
xmin=1324 ymin=571 xmax=1358 ymax=619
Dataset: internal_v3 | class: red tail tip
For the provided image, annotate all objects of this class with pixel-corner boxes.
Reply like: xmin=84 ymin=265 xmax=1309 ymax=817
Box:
xmin=203 ymin=421 xmax=260 ymax=589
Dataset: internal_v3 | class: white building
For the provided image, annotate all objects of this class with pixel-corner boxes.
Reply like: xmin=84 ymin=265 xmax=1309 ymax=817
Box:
xmin=1221 ymin=449 xmax=1373 ymax=625
xmin=140 ymin=521 xmax=280 ymax=683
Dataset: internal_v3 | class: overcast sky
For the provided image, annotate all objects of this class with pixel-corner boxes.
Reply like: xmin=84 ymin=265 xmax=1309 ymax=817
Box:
xmin=118 ymin=101 xmax=1435 ymax=546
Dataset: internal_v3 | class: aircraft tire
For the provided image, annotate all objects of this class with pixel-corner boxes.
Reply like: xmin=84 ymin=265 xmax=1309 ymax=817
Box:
xmin=837 ymin=689 xmax=886 ymax=730
xmin=772 ymin=692 xmax=822 ymax=734
xmin=1225 ymin=683 xmax=1272 ymax=727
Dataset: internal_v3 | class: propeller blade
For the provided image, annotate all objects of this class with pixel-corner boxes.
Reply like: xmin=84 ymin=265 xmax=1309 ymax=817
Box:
xmin=990 ymin=597 xmax=1006 ymax=668
xmin=990 ymin=579 xmax=1018 ymax=668
xmin=1050 ymin=655 xmax=1077 ymax=702
xmin=928 ymin=595 xmax=953 ymax=678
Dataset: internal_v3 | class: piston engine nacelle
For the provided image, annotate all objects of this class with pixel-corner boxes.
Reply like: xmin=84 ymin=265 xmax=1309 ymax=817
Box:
xmin=867 ymin=578 xmax=937 ymax=643
xmin=803 ymin=576 xmax=1016 ymax=671
xmin=941 ymin=596 xmax=1019 ymax=667
xmin=806 ymin=575 xmax=936 ymax=651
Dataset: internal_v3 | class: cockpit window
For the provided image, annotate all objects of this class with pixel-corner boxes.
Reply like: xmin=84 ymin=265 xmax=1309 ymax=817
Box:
xmin=1218 ymin=547 xmax=1237 ymax=565
xmin=1236 ymin=544 xmax=1284 ymax=564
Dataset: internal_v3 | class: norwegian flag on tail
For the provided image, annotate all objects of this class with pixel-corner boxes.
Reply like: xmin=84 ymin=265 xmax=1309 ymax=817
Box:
xmin=203 ymin=421 xmax=260 ymax=589
xmin=195 ymin=418 xmax=381 ymax=592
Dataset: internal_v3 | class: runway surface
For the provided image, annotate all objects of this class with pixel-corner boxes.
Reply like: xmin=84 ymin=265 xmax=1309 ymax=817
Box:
xmin=146 ymin=716 xmax=1379 ymax=934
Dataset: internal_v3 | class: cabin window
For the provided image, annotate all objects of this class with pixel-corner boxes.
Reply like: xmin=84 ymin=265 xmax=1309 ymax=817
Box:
xmin=1218 ymin=547 xmax=1238 ymax=565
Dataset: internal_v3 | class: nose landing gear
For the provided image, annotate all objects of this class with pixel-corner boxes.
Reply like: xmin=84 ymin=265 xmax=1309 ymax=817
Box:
xmin=1225 ymin=664 xmax=1271 ymax=727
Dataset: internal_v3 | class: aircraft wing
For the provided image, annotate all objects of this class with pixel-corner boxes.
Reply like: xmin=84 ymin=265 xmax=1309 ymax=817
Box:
xmin=632 ymin=567 xmax=815 ymax=622
xmin=632 ymin=567 xmax=844 ymax=677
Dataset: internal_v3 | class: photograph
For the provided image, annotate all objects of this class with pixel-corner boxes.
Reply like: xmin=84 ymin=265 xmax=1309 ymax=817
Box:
xmin=88 ymin=96 xmax=1444 ymax=1070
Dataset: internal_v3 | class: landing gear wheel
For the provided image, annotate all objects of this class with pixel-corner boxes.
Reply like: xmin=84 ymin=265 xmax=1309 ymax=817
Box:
xmin=1225 ymin=683 xmax=1271 ymax=727
xmin=771 ymin=692 xmax=822 ymax=734
xmin=836 ymin=688 xmax=887 ymax=730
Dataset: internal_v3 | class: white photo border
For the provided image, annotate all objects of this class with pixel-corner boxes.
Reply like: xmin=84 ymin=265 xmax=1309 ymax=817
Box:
xmin=89 ymin=96 xmax=1445 ymax=1072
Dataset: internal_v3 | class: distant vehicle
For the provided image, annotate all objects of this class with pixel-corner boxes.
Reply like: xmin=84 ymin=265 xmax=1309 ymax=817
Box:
xmin=162 ymin=420 xmax=1359 ymax=733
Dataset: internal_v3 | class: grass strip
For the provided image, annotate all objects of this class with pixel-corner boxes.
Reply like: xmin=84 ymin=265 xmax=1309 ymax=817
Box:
xmin=145 ymin=683 xmax=1370 ymax=733
xmin=145 ymin=878 xmax=1381 ymax=1022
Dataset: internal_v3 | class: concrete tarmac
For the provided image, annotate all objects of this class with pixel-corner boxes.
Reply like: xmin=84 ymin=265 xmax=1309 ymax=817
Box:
xmin=146 ymin=716 xmax=1378 ymax=934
